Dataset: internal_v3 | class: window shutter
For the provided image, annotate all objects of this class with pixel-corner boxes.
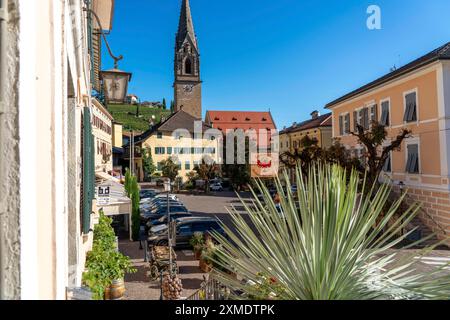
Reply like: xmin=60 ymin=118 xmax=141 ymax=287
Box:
xmin=339 ymin=116 xmax=343 ymax=136
xmin=383 ymin=152 xmax=391 ymax=172
xmin=353 ymin=111 xmax=358 ymax=131
xmin=82 ymin=108 xmax=94 ymax=234
xmin=363 ymin=108 xmax=369 ymax=130
xmin=345 ymin=114 xmax=350 ymax=134
xmin=371 ymin=105 xmax=378 ymax=123
xmin=406 ymin=144 xmax=419 ymax=173
xmin=405 ymin=92 xmax=417 ymax=122
xmin=381 ymin=101 xmax=389 ymax=126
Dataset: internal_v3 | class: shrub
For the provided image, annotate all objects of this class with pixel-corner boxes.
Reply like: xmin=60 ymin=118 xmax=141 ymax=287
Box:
xmin=82 ymin=211 xmax=136 ymax=300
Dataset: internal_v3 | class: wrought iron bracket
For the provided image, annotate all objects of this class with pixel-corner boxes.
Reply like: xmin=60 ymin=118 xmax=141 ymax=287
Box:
xmin=83 ymin=8 xmax=123 ymax=68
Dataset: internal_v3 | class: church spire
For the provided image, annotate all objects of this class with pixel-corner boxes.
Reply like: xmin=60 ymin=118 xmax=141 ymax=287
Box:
xmin=176 ymin=0 xmax=197 ymax=51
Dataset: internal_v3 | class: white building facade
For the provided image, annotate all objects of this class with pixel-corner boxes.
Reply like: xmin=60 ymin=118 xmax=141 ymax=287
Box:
xmin=0 ymin=0 xmax=115 ymax=300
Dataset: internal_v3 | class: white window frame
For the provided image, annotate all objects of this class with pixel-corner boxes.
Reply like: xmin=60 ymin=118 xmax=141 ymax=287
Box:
xmin=403 ymin=88 xmax=419 ymax=124
xmin=379 ymin=97 xmax=391 ymax=127
xmin=404 ymin=137 xmax=421 ymax=175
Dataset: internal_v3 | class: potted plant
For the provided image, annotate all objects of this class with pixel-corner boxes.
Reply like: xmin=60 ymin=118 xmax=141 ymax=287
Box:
xmin=189 ymin=232 xmax=204 ymax=260
xmin=82 ymin=211 xmax=136 ymax=300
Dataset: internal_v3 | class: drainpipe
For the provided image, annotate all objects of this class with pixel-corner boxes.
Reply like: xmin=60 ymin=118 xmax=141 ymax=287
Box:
xmin=0 ymin=0 xmax=8 ymax=300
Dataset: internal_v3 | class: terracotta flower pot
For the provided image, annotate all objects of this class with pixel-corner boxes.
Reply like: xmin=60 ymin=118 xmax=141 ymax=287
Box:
xmin=199 ymin=259 xmax=212 ymax=273
xmin=104 ymin=286 xmax=111 ymax=300
xmin=194 ymin=249 xmax=202 ymax=260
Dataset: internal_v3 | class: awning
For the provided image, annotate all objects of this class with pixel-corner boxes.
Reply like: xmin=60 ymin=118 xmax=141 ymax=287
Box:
xmin=95 ymin=171 xmax=132 ymax=240
xmin=95 ymin=171 xmax=121 ymax=184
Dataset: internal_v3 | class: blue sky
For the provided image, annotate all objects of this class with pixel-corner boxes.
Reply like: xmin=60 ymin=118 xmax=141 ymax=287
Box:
xmin=103 ymin=0 xmax=450 ymax=128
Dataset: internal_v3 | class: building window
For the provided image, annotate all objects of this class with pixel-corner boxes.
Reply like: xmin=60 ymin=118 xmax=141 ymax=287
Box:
xmin=354 ymin=108 xmax=369 ymax=131
xmin=383 ymin=149 xmax=392 ymax=173
xmin=404 ymin=91 xmax=417 ymax=123
xmin=155 ymin=147 xmax=165 ymax=155
xmin=185 ymin=58 xmax=192 ymax=74
xmin=167 ymin=147 xmax=173 ymax=155
xmin=185 ymin=161 xmax=191 ymax=170
xmin=157 ymin=132 xmax=163 ymax=139
xmin=370 ymin=104 xmax=378 ymax=124
xmin=406 ymin=144 xmax=419 ymax=174
xmin=339 ymin=113 xmax=350 ymax=135
xmin=380 ymin=100 xmax=390 ymax=126
xmin=157 ymin=162 xmax=163 ymax=171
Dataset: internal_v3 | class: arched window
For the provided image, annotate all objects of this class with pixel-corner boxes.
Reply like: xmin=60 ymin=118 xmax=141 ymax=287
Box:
xmin=185 ymin=58 xmax=192 ymax=74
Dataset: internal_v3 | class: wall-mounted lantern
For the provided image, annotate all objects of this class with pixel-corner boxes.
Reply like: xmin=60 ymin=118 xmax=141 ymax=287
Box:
xmin=100 ymin=68 xmax=132 ymax=104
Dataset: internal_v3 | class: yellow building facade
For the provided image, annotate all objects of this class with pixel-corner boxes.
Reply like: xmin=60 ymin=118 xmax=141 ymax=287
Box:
xmin=326 ymin=42 xmax=450 ymax=241
xmin=279 ymin=111 xmax=332 ymax=178
xmin=126 ymin=110 xmax=220 ymax=183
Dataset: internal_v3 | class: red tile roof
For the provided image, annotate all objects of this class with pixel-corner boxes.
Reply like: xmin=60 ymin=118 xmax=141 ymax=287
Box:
xmin=205 ymin=110 xmax=277 ymax=147
xmin=205 ymin=111 xmax=276 ymax=128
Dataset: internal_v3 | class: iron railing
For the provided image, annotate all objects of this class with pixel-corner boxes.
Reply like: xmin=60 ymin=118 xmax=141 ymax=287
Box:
xmin=186 ymin=276 xmax=231 ymax=301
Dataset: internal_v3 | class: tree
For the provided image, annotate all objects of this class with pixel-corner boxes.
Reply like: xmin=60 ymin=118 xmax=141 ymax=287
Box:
xmin=350 ymin=121 xmax=411 ymax=188
xmin=222 ymin=136 xmax=251 ymax=191
xmin=130 ymin=175 xmax=141 ymax=241
xmin=170 ymin=100 xmax=175 ymax=113
xmin=194 ymin=156 xmax=221 ymax=193
xmin=162 ymin=98 xmax=167 ymax=110
xmin=142 ymin=147 xmax=156 ymax=181
xmin=124 ymin=168 xmax=132 ymax=195
xmin=280 ymin=135 xmax=324 ymax=173
xmin=160 ymin=157 xmax=179 ymax=181
xmin=210 ymin=163 xmax=450 ymax=300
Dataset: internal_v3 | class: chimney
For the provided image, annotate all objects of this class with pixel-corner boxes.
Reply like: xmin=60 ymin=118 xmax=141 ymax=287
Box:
xmin=311 ymin=110 xmax=320 ymax=119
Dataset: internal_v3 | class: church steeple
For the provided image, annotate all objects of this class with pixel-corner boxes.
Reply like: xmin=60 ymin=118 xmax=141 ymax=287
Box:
xmin=176 ymin=0 xmax=198 ymax=51
xmin=173 ymin=0 xmax=202 ymax=119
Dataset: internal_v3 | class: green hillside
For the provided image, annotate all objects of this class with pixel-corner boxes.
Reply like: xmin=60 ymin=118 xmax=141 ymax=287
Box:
xmin=107 ymin=104 xmax=172 ymax=132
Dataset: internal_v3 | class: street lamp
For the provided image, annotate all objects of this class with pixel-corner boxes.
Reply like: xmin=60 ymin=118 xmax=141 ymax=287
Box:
xmin=163 ymin=179 xmax=173 ymax=276
xmin=84 ymin=7 xmax=132 ymax=104
xmin=100 ymin=68 xmax=132 ymax=104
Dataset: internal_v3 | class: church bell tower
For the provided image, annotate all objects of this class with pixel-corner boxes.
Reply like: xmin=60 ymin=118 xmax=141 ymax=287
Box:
xmin=174 ymin=0 xmax=202 ymax=119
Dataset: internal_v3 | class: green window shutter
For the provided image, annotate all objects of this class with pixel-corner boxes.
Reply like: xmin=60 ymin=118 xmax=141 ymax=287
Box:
xmin=339 ymin=116 xmax=343 ymax=136
xmin=82 ymin=108 xmax=93 ymax=234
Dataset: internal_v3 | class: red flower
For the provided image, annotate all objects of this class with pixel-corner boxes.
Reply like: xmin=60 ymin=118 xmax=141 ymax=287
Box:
xmin=270 ymin=277 xmax=277 ymax=284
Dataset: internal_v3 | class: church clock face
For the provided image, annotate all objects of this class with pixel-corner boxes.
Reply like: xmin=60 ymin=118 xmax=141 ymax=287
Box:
xmin=183 ymin=84 xmax=194 ymax=93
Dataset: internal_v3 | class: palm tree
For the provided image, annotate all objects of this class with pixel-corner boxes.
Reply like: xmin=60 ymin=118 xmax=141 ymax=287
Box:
xmin=209 ymin=163 xmax=450 ymax=300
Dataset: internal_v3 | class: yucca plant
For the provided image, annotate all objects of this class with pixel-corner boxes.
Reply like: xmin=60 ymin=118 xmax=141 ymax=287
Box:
xmin=209 ymin=163 xmax=450 ymax=300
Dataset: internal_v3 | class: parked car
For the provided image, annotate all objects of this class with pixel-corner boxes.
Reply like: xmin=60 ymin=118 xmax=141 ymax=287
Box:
xmin=141 ymin=205 xmax=189 ymax=222
xmin=140 ymin=189 xmax=157 ymax=200
xmin=140 ymin=193 xmax=178 ymax=204
xmin=146 ymin=212 xmax=192 ymax=228
xmin=140 ymin=199 xmax=183 ymax=211
xmin=210 ymin=183 xmax=223 ymax=192
xmin=148 ymin=217 xmax=226 ymax=247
